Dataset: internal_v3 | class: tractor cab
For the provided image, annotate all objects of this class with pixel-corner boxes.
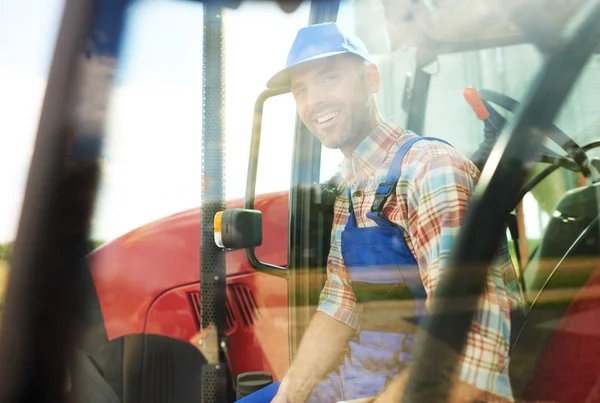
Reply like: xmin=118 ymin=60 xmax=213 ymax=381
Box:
xmin=1 ymin=0 xmax=600 ymax=402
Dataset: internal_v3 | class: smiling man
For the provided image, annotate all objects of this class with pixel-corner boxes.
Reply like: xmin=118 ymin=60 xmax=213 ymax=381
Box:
xmin=288 ymin=55 xmax=376 ymax=156
xmin=238 ymin=22 xmax=522 ymax=403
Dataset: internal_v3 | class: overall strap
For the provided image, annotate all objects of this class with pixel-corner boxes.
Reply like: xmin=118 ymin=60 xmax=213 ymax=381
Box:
xmin=345 ymin=188 xmax=357 ymax=229
xmin=367 ymin=136 xmax=452 ymax=227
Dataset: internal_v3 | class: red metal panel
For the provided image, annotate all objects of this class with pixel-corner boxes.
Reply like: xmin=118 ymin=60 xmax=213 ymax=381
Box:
xmin=87 ymin=190 xmax=290 ymax=379
xmin=526 ymin=263 xmax=600 ymax=402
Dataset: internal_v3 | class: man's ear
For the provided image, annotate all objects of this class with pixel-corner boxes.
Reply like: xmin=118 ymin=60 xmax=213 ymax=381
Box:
xmin=366 ymin=63 xmax=381 ymax=94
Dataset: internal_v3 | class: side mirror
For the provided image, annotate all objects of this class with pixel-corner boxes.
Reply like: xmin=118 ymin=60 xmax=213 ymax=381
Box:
xmin=214 ymin=209 xmax=262 ymax=250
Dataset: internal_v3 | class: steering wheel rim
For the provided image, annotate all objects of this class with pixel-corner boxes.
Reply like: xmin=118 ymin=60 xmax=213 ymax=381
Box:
xmin=478 ymin=89 xmax=591 ymax=176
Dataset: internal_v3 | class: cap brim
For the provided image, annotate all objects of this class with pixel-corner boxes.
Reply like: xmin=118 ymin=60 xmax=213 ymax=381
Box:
xmin=266 ymin=50 xmax=351 ymax=89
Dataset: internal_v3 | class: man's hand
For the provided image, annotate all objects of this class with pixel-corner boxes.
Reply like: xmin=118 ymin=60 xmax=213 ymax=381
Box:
xmin=270 ymin=376 xmax=314 ymax=403
xmin=372 ymin=372 xmax=406 ymax=403
xmin=269 ymin=371 xmax=322 ymax=403
xmin=272 ymin=312 xmax=356 ymax=403
xmin=271 ymin=377 xmax=289 ymax=403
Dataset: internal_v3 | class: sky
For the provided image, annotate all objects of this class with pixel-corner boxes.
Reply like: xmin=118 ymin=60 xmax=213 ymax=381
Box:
xmin=0 ymin=0 xmax=66 ymax=242
xmin=0 ymin=0 xmax=351 ymax=243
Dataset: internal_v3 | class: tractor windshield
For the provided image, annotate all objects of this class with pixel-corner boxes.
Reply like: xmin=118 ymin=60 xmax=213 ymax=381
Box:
xmin=1 ymin=1 xmax=600 ymax=403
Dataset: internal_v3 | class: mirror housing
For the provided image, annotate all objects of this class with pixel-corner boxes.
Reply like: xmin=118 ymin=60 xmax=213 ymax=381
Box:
xmin=214 ymin=209 xmax=262 ymax=250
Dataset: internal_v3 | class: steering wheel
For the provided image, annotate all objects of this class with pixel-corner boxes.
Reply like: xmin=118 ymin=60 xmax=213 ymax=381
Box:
xmin=466 ymin=88 xmax=591 ymax=176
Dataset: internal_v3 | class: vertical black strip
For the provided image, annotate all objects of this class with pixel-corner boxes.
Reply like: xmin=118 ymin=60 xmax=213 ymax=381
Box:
xmin=200 ymin=1 xmax=226 ymax=336
xmin=200 ymin=3 xmax=227 ymax=403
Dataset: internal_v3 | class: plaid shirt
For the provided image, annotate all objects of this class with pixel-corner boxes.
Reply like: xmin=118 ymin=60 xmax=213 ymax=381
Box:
xmin=316 ymin=118 xmax=523 ymax=402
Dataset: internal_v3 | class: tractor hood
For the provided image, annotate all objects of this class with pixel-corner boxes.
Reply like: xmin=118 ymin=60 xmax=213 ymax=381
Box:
xmin=86 ymin=190 xmax=289 ymax=339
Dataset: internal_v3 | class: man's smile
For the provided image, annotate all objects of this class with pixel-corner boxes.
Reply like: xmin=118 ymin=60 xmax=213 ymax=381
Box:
xmin=314 ymin=110 xmax=341 ymax=126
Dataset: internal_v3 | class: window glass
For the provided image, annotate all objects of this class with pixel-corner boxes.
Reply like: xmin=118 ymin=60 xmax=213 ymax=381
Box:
xmin=225 ymin=1 xmax=311 ymax=198
xmin=92 ymin=0 xmax=206 ymax=242
xmin=0 ymin=0 xmax=65 ymax=325
xmin=91 ymin=0 xmax=311 ymax=243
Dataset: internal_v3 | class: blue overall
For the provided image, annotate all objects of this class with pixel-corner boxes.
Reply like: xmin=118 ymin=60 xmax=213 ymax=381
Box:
xmin=238 ymin=137 xmax=449 ymax=402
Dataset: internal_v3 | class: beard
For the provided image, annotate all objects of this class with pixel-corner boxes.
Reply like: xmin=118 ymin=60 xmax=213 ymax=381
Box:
xmin=311 ymin=103 xmax=372 ymax=152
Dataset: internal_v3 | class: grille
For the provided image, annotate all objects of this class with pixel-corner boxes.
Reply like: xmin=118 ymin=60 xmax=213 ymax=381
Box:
xmin=187 ymin=290 xmax=236 ymax=335
xmin=230 ymin=284 xmax=261 ymax=327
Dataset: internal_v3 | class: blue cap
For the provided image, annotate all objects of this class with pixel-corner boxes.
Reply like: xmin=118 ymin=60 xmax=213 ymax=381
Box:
xmin=266 ymin=22 xmax=372 ymax=89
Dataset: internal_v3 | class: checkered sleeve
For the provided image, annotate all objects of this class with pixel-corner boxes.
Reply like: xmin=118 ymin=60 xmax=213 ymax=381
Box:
xmin=401 ymin=142 xmax=514 ymax=401
xmin=316 ymin=196 xmax=361 ymax=331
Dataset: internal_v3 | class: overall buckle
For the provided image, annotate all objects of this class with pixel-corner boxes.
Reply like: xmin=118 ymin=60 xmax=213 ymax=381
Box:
xmin=371 ymin=182 xmax=396 ymax=215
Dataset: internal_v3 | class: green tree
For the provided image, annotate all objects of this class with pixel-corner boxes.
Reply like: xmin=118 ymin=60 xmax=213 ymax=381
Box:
xmin=0 ymin=242 xmax=14 ymax=261
xmin=87 ymin=239 xmax=105 ymax=254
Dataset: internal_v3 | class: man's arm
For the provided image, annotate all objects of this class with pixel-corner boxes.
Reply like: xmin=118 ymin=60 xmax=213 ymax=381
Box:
xmin=275 ymin=312 xmax=356 ymax=403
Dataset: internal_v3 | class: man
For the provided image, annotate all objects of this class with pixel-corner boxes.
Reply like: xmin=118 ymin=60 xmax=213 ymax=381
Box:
xmin=239 ymin=22 xmax=522 ymax=403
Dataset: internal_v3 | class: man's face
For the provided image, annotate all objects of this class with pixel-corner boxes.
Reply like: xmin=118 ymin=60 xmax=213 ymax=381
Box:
xmin=290 ymin=55 xmax=377 ymax=154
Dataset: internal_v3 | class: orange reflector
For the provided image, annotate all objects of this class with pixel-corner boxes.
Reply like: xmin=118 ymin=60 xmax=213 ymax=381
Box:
xmin=214 ymin=211 xmax=223 ymax=233
xmin=463 ymin=87 xmax=490 ymax=121
xmin=214 ymin=211 xmax=224 ymax=248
